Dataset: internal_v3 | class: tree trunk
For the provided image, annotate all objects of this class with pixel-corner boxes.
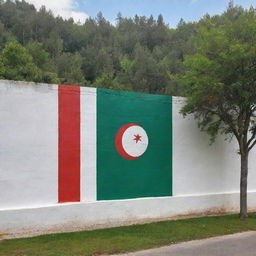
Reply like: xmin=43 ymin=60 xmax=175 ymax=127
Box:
xmin=240 ymin=152 xmax=249 ymax=219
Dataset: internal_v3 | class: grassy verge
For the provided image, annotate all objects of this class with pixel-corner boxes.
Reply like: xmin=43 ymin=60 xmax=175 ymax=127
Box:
xmin=0 ymin=213 xmax=256 ymax=256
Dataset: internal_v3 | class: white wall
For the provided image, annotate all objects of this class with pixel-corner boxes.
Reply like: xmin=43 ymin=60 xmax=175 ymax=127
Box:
xmin=0 ymin=80 xmax=58 ymax=209
xmin=0 ymin=80 xmax=256 ymax=236
xmin=1 ymin=192 xmax=256 ymax=236
xmin=172 ymin=97 xmax=256 ymax=196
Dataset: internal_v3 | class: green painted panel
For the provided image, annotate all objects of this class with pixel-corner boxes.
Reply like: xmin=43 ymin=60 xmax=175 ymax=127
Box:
xmin=97 ymin=89 xmax=172 ymax=200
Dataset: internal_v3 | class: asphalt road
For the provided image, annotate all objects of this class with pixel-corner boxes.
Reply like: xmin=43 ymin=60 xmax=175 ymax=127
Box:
xmin=114 ymin=231 xmax=256 ymax=256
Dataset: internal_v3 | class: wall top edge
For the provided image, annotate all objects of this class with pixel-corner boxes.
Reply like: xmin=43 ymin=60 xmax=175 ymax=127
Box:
xmin=0 ymin=79 xmax=186 ymax=102
xmin=0 ymin=79 xmax=58 ymax=89
xmin=172 ymin=96 xmax=186 ymax=104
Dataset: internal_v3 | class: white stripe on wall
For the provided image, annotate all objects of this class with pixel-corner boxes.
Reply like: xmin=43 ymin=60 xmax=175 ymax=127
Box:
xmin=80 ymin=87 xmax=97 ymax=202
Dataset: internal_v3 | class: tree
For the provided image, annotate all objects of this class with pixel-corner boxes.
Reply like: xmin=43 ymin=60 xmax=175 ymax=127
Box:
xmin=179 ymin=6 xmax=256 ymax=219
xmin=26 ymin=41 xmax=60 ymax=83
xmin=157 ymin=14 xmax=164 ymax=26
xmin=116 ymin=56 xmax=134 ymax=90
xmin=26 ymin=41 xmax=49 ymax=69
xmin=43 ymin=33 xmax=63 ymax=57
xmin=1 ymin=40 xmax=59 ymax=83
xmin=95 ymin=48 xmax=114 ymax=76
xmin=1 ymin=41 xmax=42 ymax=82
xmin=93 ymin=73 xmax=130 ymax=91
xmin=133 ymin=44 xmax=167 ymax=93
xmin=55 ymin=52 xmax=87 ymax=86
xmin=0 ymin=0 xmax=197 ymax=91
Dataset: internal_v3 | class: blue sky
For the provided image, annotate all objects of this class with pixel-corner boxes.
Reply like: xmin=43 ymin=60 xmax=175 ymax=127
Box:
xmin=27 ymin=0 xmax=256 ymax=27
xmin=80 ymin=0 xmax=256 ymax=26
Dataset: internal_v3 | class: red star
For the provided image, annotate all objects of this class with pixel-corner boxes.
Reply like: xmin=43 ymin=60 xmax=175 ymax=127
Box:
xmin=133 ymin=134 xmax=142 ymax=143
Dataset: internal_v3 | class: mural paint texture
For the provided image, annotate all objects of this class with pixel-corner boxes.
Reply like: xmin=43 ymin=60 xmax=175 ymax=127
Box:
xmin=97 ymin=89 xmax=172 ymax=200
xmin=58 ymin=85 xmax=81 ymax=203
xmin=58 ymin=86 xmax=172 ymax=202
xmin=0 ymin=81 xmax=172 ymax=206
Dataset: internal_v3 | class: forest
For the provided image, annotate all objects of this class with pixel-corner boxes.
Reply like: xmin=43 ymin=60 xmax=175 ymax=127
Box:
xmin=0 ymin=0 xmax=247 ymax=95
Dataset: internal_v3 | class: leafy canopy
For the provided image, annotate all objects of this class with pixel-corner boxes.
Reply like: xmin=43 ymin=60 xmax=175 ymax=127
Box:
xmin=0 ymin=0 xmax=194 ymax=93
xmin=180 ymin=6 xmax=256 ymax=152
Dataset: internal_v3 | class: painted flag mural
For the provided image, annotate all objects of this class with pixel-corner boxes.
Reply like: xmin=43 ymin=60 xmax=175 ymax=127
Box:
xmin=0 ymin=81 xmax=172 ymax=208
xmin=58 ymin=85 xmax=81 ymax=203
xmin=58 ymin=86 xmax=172 ymax=202
xmin=3 ymin=80 xmax=256 ymax=232
xmin=97 ymin=89 xmax=172 ymax=200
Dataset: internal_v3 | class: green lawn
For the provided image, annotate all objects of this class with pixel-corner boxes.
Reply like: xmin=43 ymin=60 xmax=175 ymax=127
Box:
xmin=1 ymin=213 xmax=256 ymax=256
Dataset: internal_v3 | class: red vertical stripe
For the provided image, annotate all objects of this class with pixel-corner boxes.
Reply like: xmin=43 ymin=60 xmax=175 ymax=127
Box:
xmin=58 ymin=85 xmax=80 ymax=203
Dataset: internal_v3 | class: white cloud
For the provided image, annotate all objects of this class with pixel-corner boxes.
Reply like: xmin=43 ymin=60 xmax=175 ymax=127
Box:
xmin=26 ymin=0 xmax=89 ymax=23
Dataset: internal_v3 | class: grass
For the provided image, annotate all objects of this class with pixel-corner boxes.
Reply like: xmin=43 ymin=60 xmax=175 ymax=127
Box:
xmin=0 ymin=213 xmax=256 ymax=256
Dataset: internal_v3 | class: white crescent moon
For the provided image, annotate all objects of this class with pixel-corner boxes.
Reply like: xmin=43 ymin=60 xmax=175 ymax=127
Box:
xmin=115 ymin=123 xmax=149 ymax=160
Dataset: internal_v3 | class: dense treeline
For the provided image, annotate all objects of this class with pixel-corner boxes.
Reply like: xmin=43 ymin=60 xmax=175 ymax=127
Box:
xmin=0 ymin=0 xmax=248 ymax=95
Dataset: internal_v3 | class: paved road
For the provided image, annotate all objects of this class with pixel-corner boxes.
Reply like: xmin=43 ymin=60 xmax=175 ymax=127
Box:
xmin=113 ymin=231 xmax=256 ymax=256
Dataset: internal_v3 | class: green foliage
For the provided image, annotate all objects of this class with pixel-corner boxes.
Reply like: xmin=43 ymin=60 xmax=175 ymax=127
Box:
xmin=96 ymin=48 xmax=114 ymax=76
xmin=115 ymin=56 xmax=134 ymax=89
xmin=1 ymin=41 xmax=42 ymax=82
xmin=178 ymin=5 xmax=256 ymax=218
xmin=94 ymin=73 xmax=131 ymax=91
xmin=26 ymin=41 xmax=49 ymax=68
xmin=0 ymin=0 xmax=193 ymax=92
xmin=180 ymin=7 xmax=256 ymax=147
xmin=55 ymin=52 xmax=87 ymax=86
xmin=0 ymin=41 xmax=59 ymax=83
xmin=0 ymin=55 xmax=4 ymax=78
xmin=41 ymin=71 xmax=60 ymax=84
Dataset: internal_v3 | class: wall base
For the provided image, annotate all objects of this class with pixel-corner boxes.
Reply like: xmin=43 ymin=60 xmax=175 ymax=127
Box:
xmin=1 ymin=192 xmax=256 ymax=239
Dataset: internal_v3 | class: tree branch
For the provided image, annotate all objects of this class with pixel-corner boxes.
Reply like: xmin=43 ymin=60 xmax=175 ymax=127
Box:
xmin=247 ymin=128 xmax=256 ymax=148
xmin=249 ymin=138 xmax=256 ymax=152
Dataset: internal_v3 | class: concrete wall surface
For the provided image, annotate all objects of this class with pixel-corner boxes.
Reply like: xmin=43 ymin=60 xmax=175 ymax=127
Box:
xmin=0 ymin=80 xmax=256 ymax=235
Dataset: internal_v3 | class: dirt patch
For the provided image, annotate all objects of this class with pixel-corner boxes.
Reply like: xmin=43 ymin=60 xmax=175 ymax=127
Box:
xmin=170 ymin=208 xmax=232 ymax=220
xmin=0 ymin=233 xmax=11 ymax=239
